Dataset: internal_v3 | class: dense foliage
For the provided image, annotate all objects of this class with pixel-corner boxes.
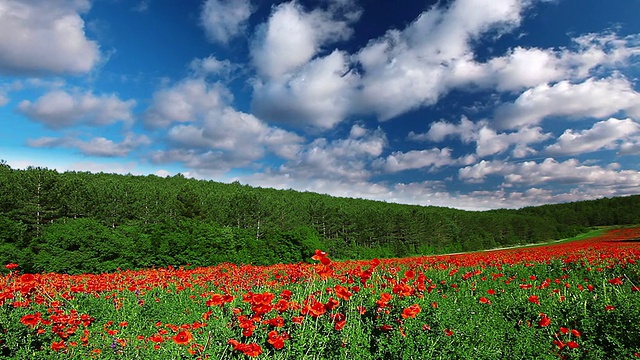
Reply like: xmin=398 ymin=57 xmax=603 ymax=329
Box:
xmin=0 ymin=161 xmax=639 ymax=273
xmin=1 ymin=227 xmax=639 ymax=359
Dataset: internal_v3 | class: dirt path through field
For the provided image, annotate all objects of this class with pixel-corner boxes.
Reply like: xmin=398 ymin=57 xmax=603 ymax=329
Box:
xmin=439 ymin=228 xmax=607 ymax=257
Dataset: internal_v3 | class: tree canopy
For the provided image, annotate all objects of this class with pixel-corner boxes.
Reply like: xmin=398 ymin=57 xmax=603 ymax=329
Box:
xmin=1 ymin=163 xmax=638 ymax=274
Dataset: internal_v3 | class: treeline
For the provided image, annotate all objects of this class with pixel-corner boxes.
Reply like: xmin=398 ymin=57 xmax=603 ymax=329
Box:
xmin=0 ymin=162 xmax=638 ymax=274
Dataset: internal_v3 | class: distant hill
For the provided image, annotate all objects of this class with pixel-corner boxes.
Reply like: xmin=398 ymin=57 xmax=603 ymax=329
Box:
xmin=1 ymin=162 xmax=638 ymax=274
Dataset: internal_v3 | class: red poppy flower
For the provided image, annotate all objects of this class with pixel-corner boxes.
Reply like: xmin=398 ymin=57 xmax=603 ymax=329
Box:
xmin=331 ymin=313 xmax=346 ymax=330
xmin=334 ymin=285 xmax=353 ymax=301
xmin=20 ymin=313 xmax=40 ymax=327
xmin=567 ymin=341 xmax=579 ymax=349
xmin=4 ymin=263 xmax=18 ymax=270
xmin=267 ymin=330 xmax=285 ymax=349
xmin=51 ymin=341 xmax=66 ymax=352
xmin=538 ymin=315 xmax=551 ymax=327
xmin=528 ymin=295 xmax=540 ymax=305
xmin=206 ymin=293 xmax=225 ymax=307
xmin=608 ymin=277 xmax=623 ymax=285
xmin=311 ymin=250 xmax=327 ymax=261
xmin=172 ymin=330 xmax=193 ymax=345
xmin=376 ymin=293 xmax=392 ymax=308
xmin=280 ymin=289 xmax=293 ymax=300
xmin=243 ymin=343 xmax=263 ymax=357
xmin=19 ymin=274 xmax=35 ymax=282
xmin=479 ymin=297 xmax=491 ymax=304
xmin=402 ymin=304 xmax=421 ymax=319
xmin=324 ymin=297 xmax=339 ymax=311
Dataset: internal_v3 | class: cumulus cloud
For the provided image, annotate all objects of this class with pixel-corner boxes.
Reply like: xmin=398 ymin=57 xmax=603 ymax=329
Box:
xmin=354 ymin=0 xmax=527 ymax=120
xmin=189 ymin=55 xmax=239 ymax=78
xmin=375 ymin=148 xmax=457 ymax=173
xmin=200 ymin=0 xmax=253 ymax=44
xmin=545 ymin=118 xmax=640 ymax=156
xmin=418 ymin=116 xmax=479 ymax=143
xmin=250 ymin=1 xmax=358 ymax=79
xmin=474 ymin=32 xmax=640 ymax=92
xmin=251 ymin=50 xmax=356 ymax=130
xmin=17 ymin=90 xmax=136 ymax=129
xmin=249 ymin=1 xmax=640 ymax=131
xmin=494 ymin=76 xmax=640 ymax=129
xmin=269 ymin=125 xmax=386 ymax=182
xmin=459 ymin=158 xmax=640 ymax=193
xmin=165 ymin=107 xmax=304 ymax=163
xmin=144 ymin=72 xmax=304 ymax=171
xmin=245 ymin=125 xmax=387 ymax=184
xmin=144 ymin=78 xmax=231 ymax=128
xmin=249 ymin=1 xmax=361 ymax=129
xmin=240 ymin=163 xmax=639 ymax=211
xmin=226 ymin=125 xmax=388 ymax=199
xmin=27 ymin=132 xmax=151 ymax=157
xmin=0 ymin=0 xmax=100 ymax=75
xmin=354 ymin=21 xmax=640 ymax=124
xmin=411 ymin=116 xmax=551 ymax=158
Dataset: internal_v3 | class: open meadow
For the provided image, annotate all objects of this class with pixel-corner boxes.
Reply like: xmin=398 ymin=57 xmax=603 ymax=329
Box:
xmin=1 ymin=227 xmax=639 ymax=359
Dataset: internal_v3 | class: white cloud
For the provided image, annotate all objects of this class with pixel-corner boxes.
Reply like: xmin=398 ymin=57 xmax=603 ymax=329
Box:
xmin=477 ymin=33 xmax=640 ymax=91
xmin=250 ymin=1 xmax=359 ymax=79
xmin=0 ymin=0 xmax=100 ymax=75
xmin=420 ymin=116 xmax=479 ymax=143
xmin=200 ymin=0 xmax=252 ymax=44
xmin=375 ymin=148 xmax=456 ymax=173
xmin=475 ymin=125 xmax=551 ymax=158
xmin=485 ymin=47 xmax=565 ymax=91
xmin=563 ymin=32 xmax=640 ymax=78
xmin=250 ymin=2 xmax=640 ymax=131
xmin=165 ymin=107 xmax=304 ymax=164
xmin=249 ymin=125 xmax=387 ymax=184
xmin=459 ymin=158 xmax=640 ymax=193
xmin=494 ymin=76 xmax=640 ymax=129
xmin=0 ymin=92 xmax=8 ymax=107
xmin=249 ymin=0 xmax=362 ymax=130
xmin=144 ymin=73 xmax=304 ymax=171
xmin=189 ymin=55 xmax=238 ymax=78
xmin=251 ymin=50 xmax=356 ymax=130
xmin=545 ymin=118 xmax=640 ymax=156
xmin=355 ymin=0 xmax=526 ymax=120
xmin=412 ymin=116 xmax=551 ymax=158
xmin=271 ymin=125 xmax=386 ymax=182
xmin=17 ymin=90 xmax=136 ymax=129
xmin=144 ymin=78 xmax=231 ymax=128
xmin=28 ymin=132 xmax=151 ymax=157
xmin=239 ymin=167 xmax=639 ymax=211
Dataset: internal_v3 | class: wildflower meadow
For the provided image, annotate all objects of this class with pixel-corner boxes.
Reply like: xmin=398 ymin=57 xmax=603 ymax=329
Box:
xmin=1 ymin=227 xmax=639 ymax=359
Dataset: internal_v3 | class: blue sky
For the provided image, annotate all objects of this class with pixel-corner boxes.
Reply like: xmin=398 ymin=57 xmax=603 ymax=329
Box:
xmin=1 ymin=0 xmax=639 ymax=210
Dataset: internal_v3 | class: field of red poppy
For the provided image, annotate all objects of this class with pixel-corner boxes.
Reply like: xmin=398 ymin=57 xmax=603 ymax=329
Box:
xmin=1 ymin=226 xmax=639 ymax=359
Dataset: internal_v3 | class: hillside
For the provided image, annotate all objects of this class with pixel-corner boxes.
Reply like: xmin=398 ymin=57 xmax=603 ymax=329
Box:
xmin=1 ymin=162 xmax=639 ymax=274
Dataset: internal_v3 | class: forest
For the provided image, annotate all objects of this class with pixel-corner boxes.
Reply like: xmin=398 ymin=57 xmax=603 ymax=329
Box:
xmin=0 ymin=161 xmax=639 ymax=274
